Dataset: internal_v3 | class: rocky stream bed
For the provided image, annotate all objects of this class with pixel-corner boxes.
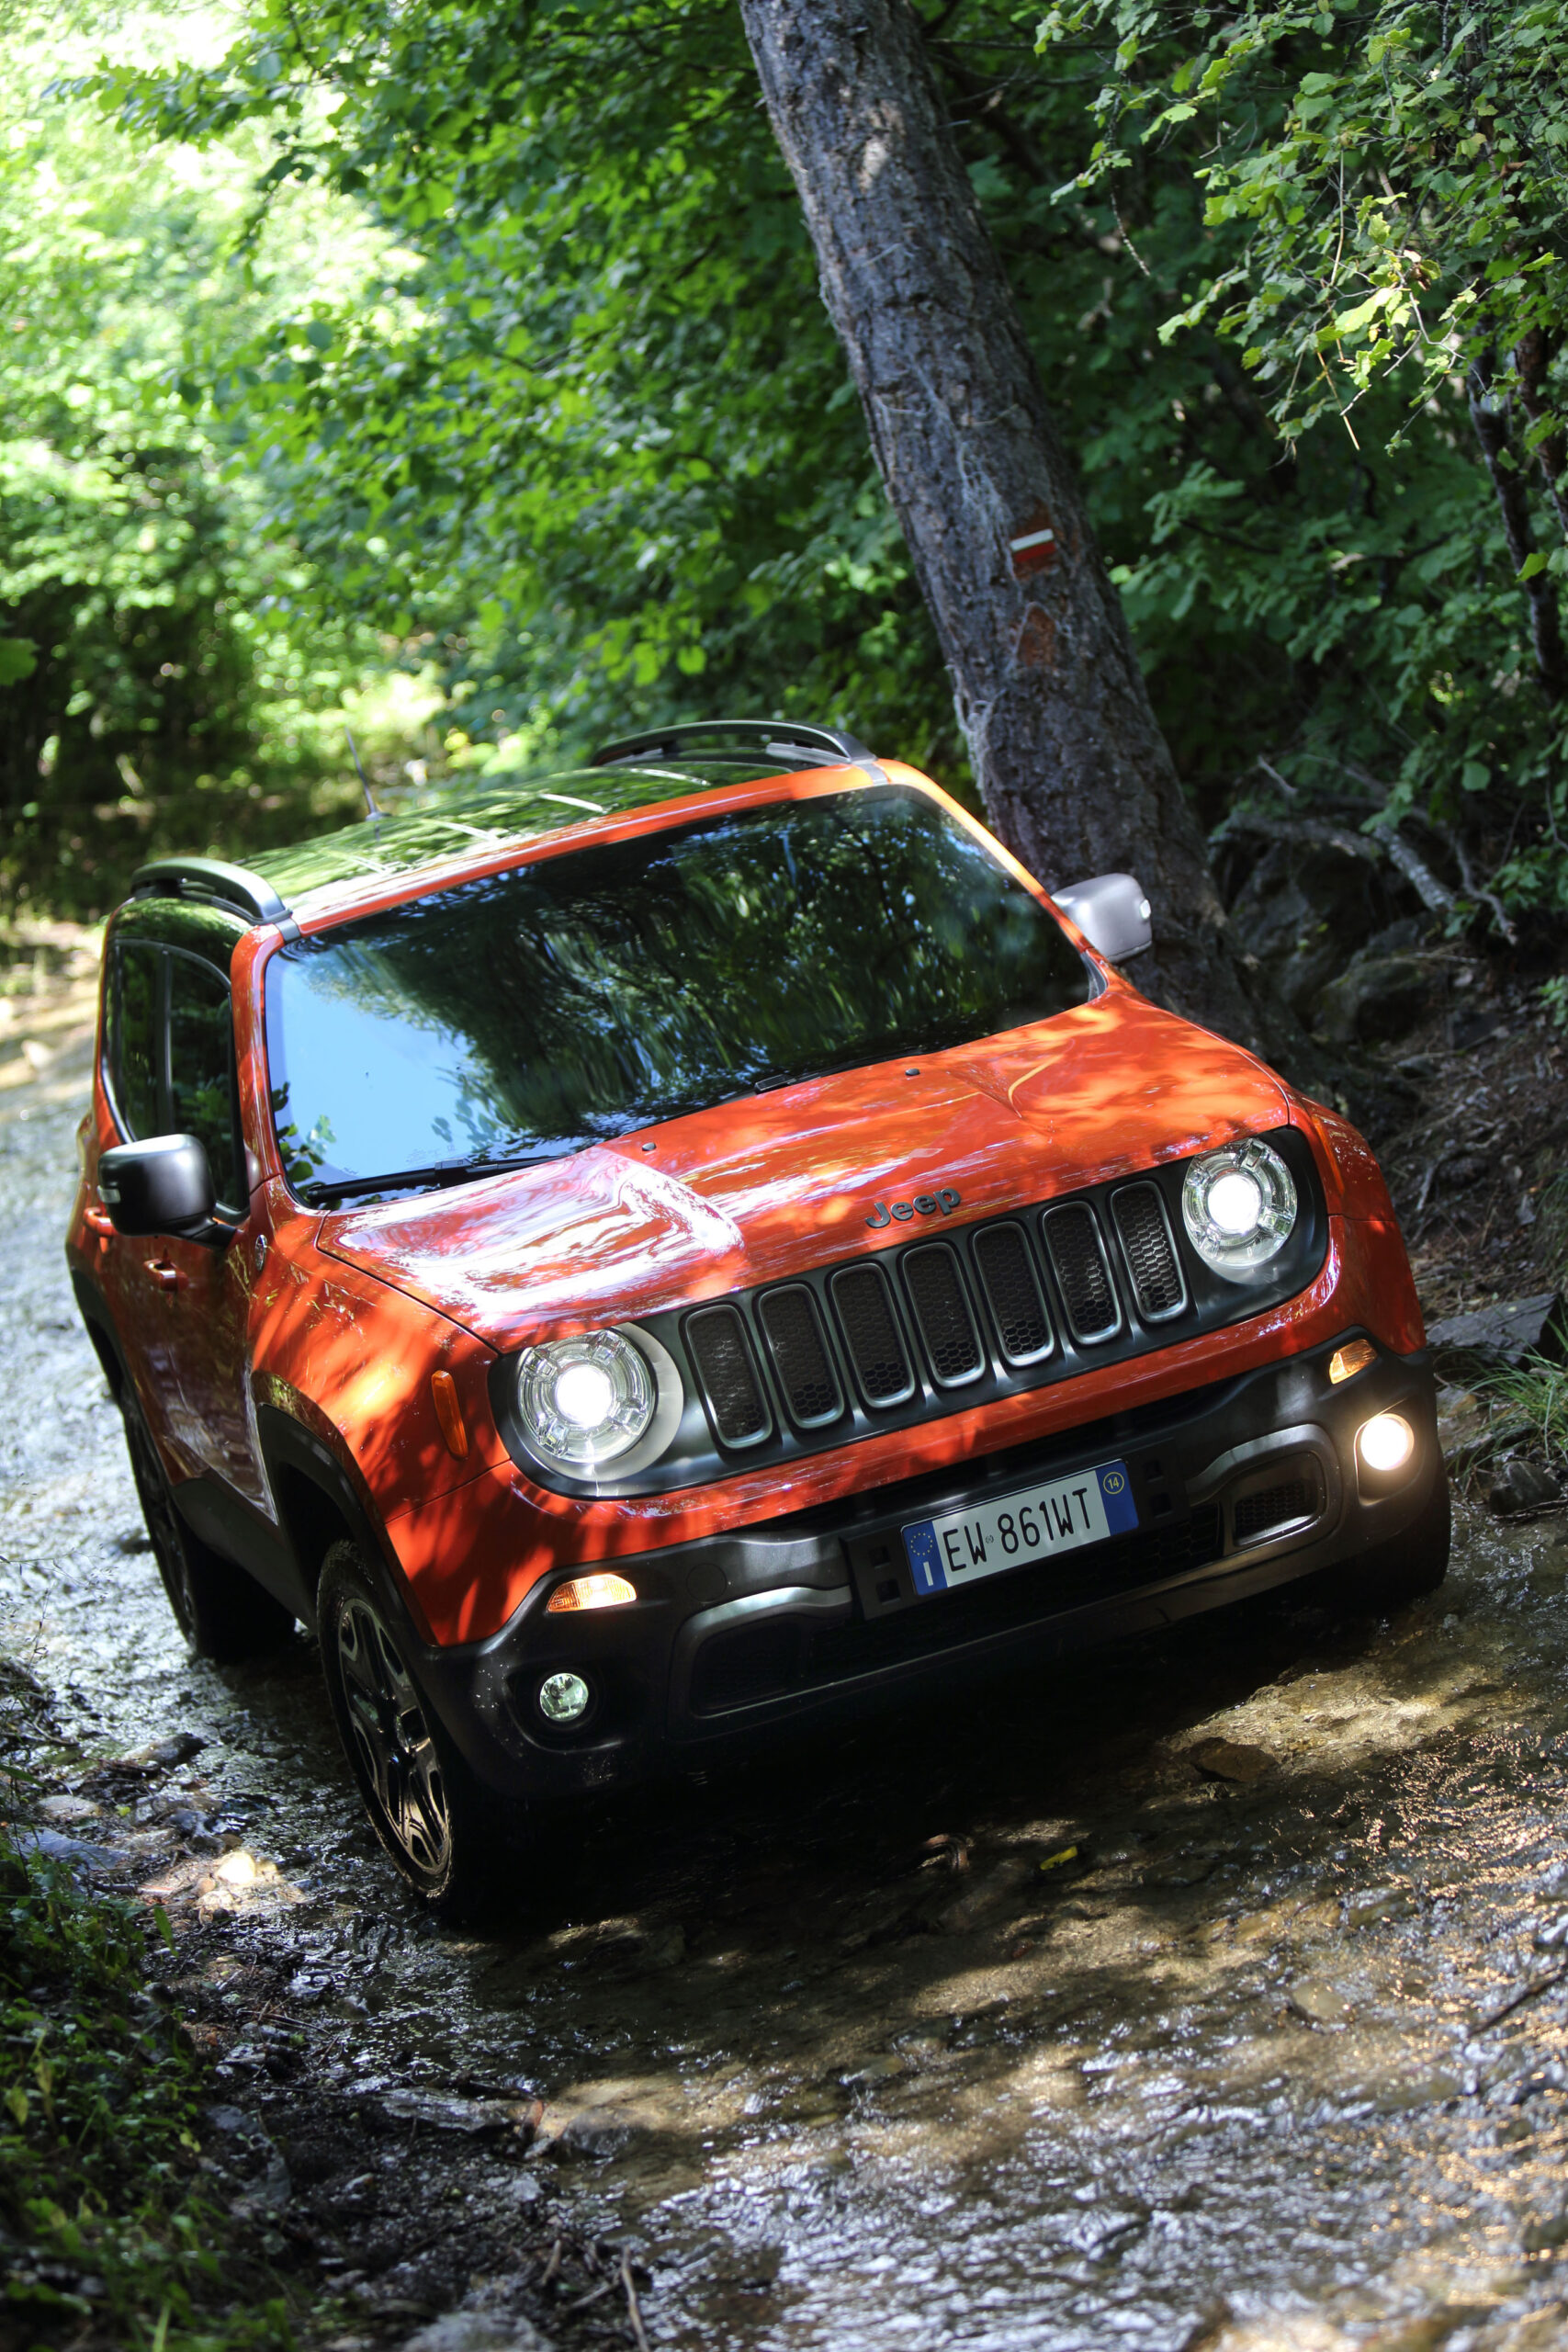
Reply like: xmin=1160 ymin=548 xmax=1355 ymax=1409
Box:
xmin=6 ymin=954 xmax=1568 ymax=2352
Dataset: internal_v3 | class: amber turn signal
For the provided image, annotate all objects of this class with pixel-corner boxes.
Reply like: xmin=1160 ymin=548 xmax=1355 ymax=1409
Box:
xmin=430 ymin=1369 xmax=468 ymax=1458
xmin=547 ymin=1573 xmax=637 ymax=1614
xmin=1328 ymin=1338 xmax=1377 ymax=1385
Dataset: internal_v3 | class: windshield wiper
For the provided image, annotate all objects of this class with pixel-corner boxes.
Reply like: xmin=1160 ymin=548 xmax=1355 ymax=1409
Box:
xmin=302 ymin=1154 xmax=558 ymax=1205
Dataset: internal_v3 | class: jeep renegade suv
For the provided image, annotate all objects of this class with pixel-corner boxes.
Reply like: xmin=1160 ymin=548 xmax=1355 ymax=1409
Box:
xmin=67 ymin=721 xmax=1447 ymax=1909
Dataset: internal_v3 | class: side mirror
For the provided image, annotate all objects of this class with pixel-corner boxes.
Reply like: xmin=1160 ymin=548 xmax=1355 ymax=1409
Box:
xmin=98 ymin=1135 xmax=217 ymax=1238
xmin=1053 ymin=872 xmax=1153 ymax=963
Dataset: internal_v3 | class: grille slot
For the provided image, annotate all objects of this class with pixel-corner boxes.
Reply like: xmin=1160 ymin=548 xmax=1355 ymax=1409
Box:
xmin=1042 ymin=1203 xmax=1122 ymax=1342
xmin=758 ymin=1284 xmax=843 ymax=1428
xmin=685 ymin=1305 xmax=771 ymax=1446
xmin=972 ymin=1222 xmax=1054 ymax=1365
xmin=1111 ymin=1182 xmax=1187 ymax=1322
xmin=829 ymin=1263 xmax=916 ymax=1407
xmin=1233 ymin=1476 xmax=1321 ymax=1544
xmin=902 ymin=1243 xmax=984 ymax=1388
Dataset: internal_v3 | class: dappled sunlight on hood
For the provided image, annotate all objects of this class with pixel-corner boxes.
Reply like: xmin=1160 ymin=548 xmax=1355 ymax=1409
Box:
xmin=318 ymin=991 xmax=1289 ymax=1347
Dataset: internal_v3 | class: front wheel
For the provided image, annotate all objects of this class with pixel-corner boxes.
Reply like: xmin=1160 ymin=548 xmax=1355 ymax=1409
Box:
xmin=120 ymin=1385 xmax=295 ymax=1660
xmin=317 ymin=1541 xmax=509 ymax=1917
xmin=1335 ymin=1474 xmax=1451 ymax=1615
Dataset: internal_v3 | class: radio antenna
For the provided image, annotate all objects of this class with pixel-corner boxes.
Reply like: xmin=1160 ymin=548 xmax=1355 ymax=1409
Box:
xmin=345 ymin=724 xmax=379 ymax=820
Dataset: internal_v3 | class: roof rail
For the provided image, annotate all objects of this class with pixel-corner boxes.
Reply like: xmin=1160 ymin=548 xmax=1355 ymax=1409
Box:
xmin=589 ymin=718 xmax=881 ymax=774
xmin=129 ymin=856 xmax=293 ymax=928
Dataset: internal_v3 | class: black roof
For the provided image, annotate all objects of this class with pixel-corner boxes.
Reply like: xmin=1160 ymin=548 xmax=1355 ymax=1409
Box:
xmin=127 ymin=722 xmax=885 ymax=931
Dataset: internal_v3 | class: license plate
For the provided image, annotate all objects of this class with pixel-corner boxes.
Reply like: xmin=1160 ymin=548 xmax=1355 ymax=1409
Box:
xmin=903 ymin=1460 xmax=1138 ymax=1598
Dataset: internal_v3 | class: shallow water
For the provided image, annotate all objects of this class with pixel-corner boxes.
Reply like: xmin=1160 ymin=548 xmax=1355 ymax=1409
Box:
xmin=6 ymin=1053 xmax=1568 ymax=2350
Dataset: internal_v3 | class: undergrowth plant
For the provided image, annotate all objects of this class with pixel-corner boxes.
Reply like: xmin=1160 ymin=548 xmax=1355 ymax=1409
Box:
xmin=0 ymin=1653 xmax=295 ymax=2352
xmin=1478 ymin=1354 xmax=1568 ymax=1474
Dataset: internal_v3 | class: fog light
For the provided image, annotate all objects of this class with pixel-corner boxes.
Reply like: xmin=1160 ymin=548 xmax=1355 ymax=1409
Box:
xmin=538 ymin=1670 xmax=592 ymax=1724
xmin=1330 ymin=1338 xmax=1378 ymax=1385
xmin=547 ymin=1573 xmax=637 ymax=1614
xmin=1359 ymin=1412 xmax=1415 ymax=1474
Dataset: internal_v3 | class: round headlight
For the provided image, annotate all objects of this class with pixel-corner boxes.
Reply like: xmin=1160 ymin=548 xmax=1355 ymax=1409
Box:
xmin=1181 ymin=1140 xmax=1298 ymax=1281
xmin=515 ymin=1330 xmax=655 ymax=1468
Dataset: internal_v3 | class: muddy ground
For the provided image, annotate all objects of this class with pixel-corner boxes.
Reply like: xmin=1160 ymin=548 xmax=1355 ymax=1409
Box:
xmin=7 ymin=957 xmax=1568 ymax=2351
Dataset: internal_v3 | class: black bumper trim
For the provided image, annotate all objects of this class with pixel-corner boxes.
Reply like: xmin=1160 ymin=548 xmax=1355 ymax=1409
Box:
xmin=406 ymin=1329 xmax=1440 ymax=1804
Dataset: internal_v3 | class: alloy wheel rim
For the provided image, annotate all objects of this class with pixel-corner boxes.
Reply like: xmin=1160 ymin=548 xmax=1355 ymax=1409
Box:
xmin=334 ymin=1595 xmax=452 ymax=1880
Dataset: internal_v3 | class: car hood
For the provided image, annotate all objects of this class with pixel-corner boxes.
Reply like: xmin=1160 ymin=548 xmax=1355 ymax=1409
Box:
xmin=314 ymin=989 xmax=1291 ymax=1349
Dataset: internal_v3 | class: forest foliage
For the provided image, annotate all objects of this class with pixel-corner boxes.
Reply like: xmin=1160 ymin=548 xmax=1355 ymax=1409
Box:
xmin=4 ymin=0 xmax=1568 ymax=936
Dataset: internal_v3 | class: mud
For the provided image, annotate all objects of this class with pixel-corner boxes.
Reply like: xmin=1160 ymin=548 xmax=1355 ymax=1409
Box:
xmin=7 ymin=1038 xmax=1568 ymax=2351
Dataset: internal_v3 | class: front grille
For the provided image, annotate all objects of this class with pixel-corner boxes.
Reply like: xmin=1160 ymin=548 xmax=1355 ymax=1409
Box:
xmin=1112 ymin=1183 xmax=1186 ymax=1320
xmin=687 ymin=1508 xmax=1224 ymax=1715
xmin=1233 ymin=1477 xmax=1320 ymax=1544
xmin=972 ymin=1222 xmax=1054 ymax=1365
xmin=1042 ymin=1203 xmax=1121 ymax=1342
xmin=685 ymin=1305 xmax=770 ymax=1445
xmin=758 ymin=1285 xmax=842 ymax=1427
xmin=830 ymin=1263 xmax=916 ymax=1406
xmin=902 ymin=1243 xmax=984 ymax=1387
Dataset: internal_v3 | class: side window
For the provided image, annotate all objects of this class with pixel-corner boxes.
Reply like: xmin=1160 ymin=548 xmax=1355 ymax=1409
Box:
xmin=111 ymin=944 xmax=164 ymax=1139
xmin=167 ymin=954 xmax=245 ymax=1210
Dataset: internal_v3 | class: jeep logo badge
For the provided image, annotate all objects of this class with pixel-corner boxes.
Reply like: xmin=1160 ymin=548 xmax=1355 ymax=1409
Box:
xmin=866 ymin=1187 xmax=961 ymax=1229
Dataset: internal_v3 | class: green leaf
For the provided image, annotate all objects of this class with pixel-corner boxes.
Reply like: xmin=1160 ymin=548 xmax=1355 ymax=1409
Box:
xmin=1517 ymin=550 xmax=1549 ymax=582
xmin=0 ymin=638 xmax=38 ymax=685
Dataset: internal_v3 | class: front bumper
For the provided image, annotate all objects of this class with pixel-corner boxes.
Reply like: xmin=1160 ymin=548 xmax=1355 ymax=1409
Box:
xmin=411 ymin=1329 xmax=1440 ymax=1804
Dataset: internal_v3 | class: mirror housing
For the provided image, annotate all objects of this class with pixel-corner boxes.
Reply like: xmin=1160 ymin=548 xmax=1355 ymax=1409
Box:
xmin=98 ymin=1135 xmax=217 ymax=1238
xmin=1054 ymin=872 xmax=1153 ymax=963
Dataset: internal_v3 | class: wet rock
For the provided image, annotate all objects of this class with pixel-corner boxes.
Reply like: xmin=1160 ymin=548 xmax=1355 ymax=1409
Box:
xmin=35 ymin=1792 xmax=99 ymax=1825
xmin=13 ymin=1825 xmax=123 ymax=1871
xmin=1345 ymin=1884 xmax=1415 ymax=1928
xmin=547 ymin=1917 xmax=685 ymax=1973
xmin=106 ymin=1731 xmax=207 ymax=1775
xmin=1529 ymin=1542 xmax=1568 ymax=1596
xmin=1315 ymin=951 xmax=1447 ymax=1046
xmin=1288 ymin=1977 xmax=1353 ymax=2027
xmin=1520 ymin=2211 xmax=1568 ymax=2255
xmin=1187 ymin=1738 xmax=1274 ymax=1785
xmin=230 ymin=2152 xmax=293 ymax=2217
xmin=1371 ymin=2069 xmax=1464 ymax=2114
xmin=1534 ymin=1913 xmax=1568 ymax=1951
xmin=936 ymin=1855 xmax=1033 ymax=1932
xmin=1486 ymin=1458 xmax=1560 ymax=1515
xmin=547 ymin=2110 xmax=645 ymax=2162
xmin=1427 ymin=1293 xmax=1562 ymax=1374
xmin=841 ymin=2054 xmax=904 ymax=2087
xmin=404 ymin=2313 xmax=553 ymax=2352
xmin=377 ymin=2089 xmax=542 ymax=2138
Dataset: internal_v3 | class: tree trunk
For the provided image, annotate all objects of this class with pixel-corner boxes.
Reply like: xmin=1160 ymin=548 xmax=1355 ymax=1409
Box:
xmin=736 ymin=0 xmax=1269 ymax=1048
xmin=1468 ymin=348 xmax=1567 ymax=702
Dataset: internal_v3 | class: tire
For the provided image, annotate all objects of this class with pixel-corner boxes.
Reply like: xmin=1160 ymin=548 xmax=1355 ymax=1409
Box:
xmin=317 ymin=1540 xmax=508 ymax=1917
xmin=120 ymin=1386 xmax=296 ymax=1660
xmin=1333 ymin=1473 xmax=1451 ymax=1616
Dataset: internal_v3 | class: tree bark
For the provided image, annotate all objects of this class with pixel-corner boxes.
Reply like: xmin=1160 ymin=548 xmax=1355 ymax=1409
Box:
xmin=1513 ymin=325 xmax=1568 ymax=543
xmin=736 ymin=0 xmax=1269 ymax=1047
xmin=1468 ymin=348 xmax=1567 ymax=702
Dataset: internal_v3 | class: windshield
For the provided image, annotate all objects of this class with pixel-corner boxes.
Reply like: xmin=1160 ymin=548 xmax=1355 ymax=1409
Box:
xmin=264 ymin=786 xmax=1092 ymax=1203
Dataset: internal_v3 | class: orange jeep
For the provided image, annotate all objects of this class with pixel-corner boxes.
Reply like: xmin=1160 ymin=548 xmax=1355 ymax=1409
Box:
xmin=67 ymin=721 xmax=1446 ymax=1908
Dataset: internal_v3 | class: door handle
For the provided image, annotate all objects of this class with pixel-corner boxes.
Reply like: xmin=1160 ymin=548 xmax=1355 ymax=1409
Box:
xmin=143 ymin=1259 xmax=186 ymax=1293
xmin=85 ymin=1208 xmax=115 ymax=1237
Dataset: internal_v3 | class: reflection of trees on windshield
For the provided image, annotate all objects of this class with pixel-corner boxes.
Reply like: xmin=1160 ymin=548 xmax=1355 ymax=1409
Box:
xmin=271 ymin=1085 xmax=337 ymax=1192
xmin=265 ymin=788 xmax=1090 ymax=1190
